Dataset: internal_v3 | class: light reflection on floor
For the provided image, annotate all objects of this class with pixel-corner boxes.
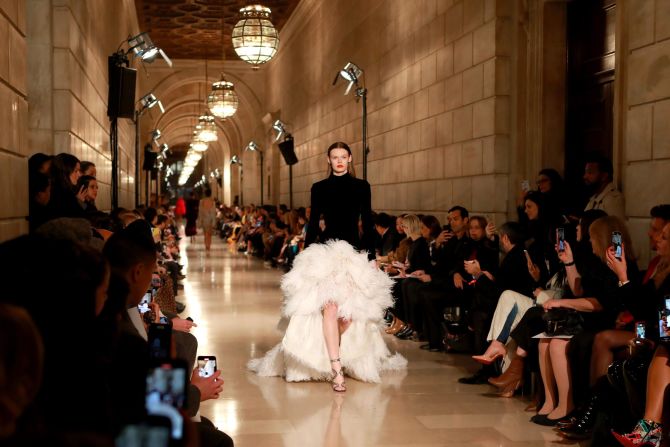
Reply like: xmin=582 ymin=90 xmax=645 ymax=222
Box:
xmin=181 ymin=236 xmax=585 ymax=446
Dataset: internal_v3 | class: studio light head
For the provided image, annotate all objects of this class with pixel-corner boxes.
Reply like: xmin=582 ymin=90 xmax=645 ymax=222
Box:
xmin=272 ymin=120 xmax=288 ymax=142
xmin=245 ymin=141 xmax=260 ymax=152
xmin=139 ymin=93 xmax=164 ymax=114
xmin=333 ymin=62 xmax=363 ymax=95
xmin=127 ymin=32 xmax=172 ymax=67
xmin=230 ymin=155 xmax=242 ymax=165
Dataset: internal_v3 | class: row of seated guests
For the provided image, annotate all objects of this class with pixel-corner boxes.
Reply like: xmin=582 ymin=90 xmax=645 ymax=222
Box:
xmin=3 ymin=174 xmax=234 ymax=444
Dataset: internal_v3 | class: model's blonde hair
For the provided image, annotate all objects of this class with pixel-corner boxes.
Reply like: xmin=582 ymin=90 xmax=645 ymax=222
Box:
xmin=402 ymin=214 xmax=422 ymax=239
xmin=589 ymin=215 xmax=635 ymax=263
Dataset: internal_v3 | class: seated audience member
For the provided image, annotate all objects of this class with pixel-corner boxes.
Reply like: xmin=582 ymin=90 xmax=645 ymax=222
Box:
xmin=76 ymin=174 xmax=99 ymax=213
xmin=583 ymin=153 xmax=625 ymax=219
xmin=80 ymin=160 xmax=97 ymax=177
xmin=28 ymin=152 xmax=53 ymax=176
xmin=420 ymin=215 xmax=442 ymax=262
xmin=536 ymin=216 xmax=639 ymax=429
xmin=48 ymin=153 xmax=86 ymax=219
xmin=522 ymin=190 xmax=560 ymax=281
xmin=612 ymin=344 xmax=670 ymax=447
xmin=458 ymin=222 xmax=539 ymax=384
xmin=390 ymin=214 xmax=410 ymax=262
xmin=516 ymin=168 xmax=570 ymax=226
xmin=385 ymin=214 xmax=433 ymax=338
xmin=0 ymin=303 xmax=44 ymax=443
xmin=492 ymin=210 xmax=607 ymax=403
xmin=375 ymin=212 xmax=400 ymax=258
xmin=103 ymin=221 xmax=233 ymax=447
xmin=28 ymin=171 xmax=51 ymax=233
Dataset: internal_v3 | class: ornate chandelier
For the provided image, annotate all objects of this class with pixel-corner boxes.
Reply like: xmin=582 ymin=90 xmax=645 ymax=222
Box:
xmin=197 ymin=114 xmax=218 ymax=142
xmin=232 ymin=4 xmax=279 ymax=67
xmin=208 ymin=75 xmax=238 ymax=119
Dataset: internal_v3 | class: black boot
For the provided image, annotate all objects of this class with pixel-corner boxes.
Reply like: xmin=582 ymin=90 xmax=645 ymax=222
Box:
xmin=558 ymin=377 xmax=608 ymax=439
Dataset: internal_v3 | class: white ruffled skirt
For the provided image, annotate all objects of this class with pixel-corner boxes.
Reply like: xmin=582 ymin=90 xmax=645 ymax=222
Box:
xmin=248 ymin=240 xmax=407 ymax=383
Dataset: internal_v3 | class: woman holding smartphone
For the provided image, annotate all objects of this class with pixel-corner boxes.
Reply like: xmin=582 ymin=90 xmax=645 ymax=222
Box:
xmin=249 ymin=142 xmax=406 ymax=392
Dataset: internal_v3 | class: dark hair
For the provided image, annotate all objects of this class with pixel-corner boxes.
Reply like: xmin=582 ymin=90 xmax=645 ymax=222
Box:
xmin=29 ymin=172 xmax=50 ymax=198
xmin=29 ymin=153 xmax=52 ymax=175
xmin=579 ymin=209 xmax=608 ymax=243
xmin=76 ymin=175 xmax=96 ymax=191
xmin=144 ymin=207 xmax=158 ymax=224
xmin=103 ymin=220 xmax=157 ymax=274
xmin=374 ymin=212 xmax=394 ymax=229
xmin=538 ymin=168 xmax=564 ymax=192
xmin=585 ymin=153 xmax=614 ymax=178
xmin=420 ymin=215 xmax=442 ymax=239
xmin=499 ymin=221 xmax=526 ymax=246
xmin=523 ymin=190 xmax=547 ymax=219
xmin=79 ymin=161 xmax=95 ymax=174
xmin=204 ymin=188 xmax=212 ymax=198
xmin=51 ymin=153 xmax=80 ymax=187
xmin=448 ymin=206 xmax=469 ymax=219
xmin=156 ymin=215 xmax=168 ymax=226
xmin=651 ymin=204 xmax=670 ymax=222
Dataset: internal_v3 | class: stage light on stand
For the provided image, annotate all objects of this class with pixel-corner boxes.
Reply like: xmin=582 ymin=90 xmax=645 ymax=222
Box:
xmin=272 ymin=120 xmax=289 ymax=142
xmin=127 ymin=32 xmax=172 ymax=66
xmin=139 ymin=93 xmax=164 ymax=113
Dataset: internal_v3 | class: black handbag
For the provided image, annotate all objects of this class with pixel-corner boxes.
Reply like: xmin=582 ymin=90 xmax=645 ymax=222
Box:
xmin=542 ymin=308 xmax=584 ymax=336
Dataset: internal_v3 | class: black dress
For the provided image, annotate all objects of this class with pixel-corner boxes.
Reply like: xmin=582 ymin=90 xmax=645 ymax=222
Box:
xmin=305 ymin=173 xmax=375 ymax=258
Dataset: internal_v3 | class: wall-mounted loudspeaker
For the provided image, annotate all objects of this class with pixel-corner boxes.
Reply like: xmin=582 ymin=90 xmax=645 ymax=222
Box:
xmin=107 ymin=58 xmax=137 ymax=119
xmin=278 ymin=137 xmax=298 ymax=166
xmin=143 ymin=149 xmax=158 ymax=171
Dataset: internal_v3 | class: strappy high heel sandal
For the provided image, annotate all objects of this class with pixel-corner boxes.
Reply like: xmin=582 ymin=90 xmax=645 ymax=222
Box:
xmin=330 ymin=358 xmax=346 ymax=392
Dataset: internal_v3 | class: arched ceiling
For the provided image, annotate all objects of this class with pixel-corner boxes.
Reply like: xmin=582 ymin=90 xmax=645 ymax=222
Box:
xmin=135 ymin=0 xmax=301 ymax=59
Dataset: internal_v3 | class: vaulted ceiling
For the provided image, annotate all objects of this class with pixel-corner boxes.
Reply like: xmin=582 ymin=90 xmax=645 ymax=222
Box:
xmin=134 ymin=0 xmax=301 ymax=60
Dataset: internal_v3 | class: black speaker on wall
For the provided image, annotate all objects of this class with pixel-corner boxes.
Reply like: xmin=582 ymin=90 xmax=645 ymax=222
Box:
xmin=107 ymin=58 xmax=137 ymax=119
xmin=278 ymin=137 xmax=298 ymax=166
xmin=143 ymin=148 xmax=158 ymax=171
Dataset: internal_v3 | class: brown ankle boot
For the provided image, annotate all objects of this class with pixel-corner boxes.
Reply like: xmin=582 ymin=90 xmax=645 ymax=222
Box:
xmin=385 ymin=317 xmax=406 ymax=335
xmin=488 ymin=356 xmax=524 ymax=388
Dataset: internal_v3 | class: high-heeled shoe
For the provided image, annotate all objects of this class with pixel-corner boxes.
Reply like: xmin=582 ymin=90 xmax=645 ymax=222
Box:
xmin=385 ymin=318 xmax=406 ymax=335
xmin=471 ymin=352 xmax=503 ymax=365
xmin=488 ymin=357 xmax=524 ymax=388
xmin=498 ymin=378 xmax=522 ymax=398
xmin=612 ymin=419 xmax=663 ymax=447
xmin=330 ymin=358 xmax=346 ymax=393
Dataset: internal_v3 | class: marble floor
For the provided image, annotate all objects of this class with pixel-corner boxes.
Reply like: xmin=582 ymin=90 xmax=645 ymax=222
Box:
xmin=181 ymin=237 xmax=585 ymax=446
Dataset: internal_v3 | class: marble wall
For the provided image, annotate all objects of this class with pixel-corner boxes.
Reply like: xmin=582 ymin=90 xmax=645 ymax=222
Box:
xmin=621 ymin=0 xmax=670 ymax=265
xmin=263 ymin=0 xmax=514 ymax=224
xmin=0 ymin=0 xmax=28 ymax=240
xmin=27 ymin=0 xmax=141 ymax=213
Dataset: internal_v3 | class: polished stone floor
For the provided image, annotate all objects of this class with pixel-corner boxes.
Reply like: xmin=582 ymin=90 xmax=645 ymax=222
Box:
xmin=180 ymin=237 xmax=583 ymax=446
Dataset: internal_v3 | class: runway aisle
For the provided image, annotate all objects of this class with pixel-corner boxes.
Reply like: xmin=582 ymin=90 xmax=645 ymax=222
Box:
xmin=181 ymin=236 xmax=577 ymax=446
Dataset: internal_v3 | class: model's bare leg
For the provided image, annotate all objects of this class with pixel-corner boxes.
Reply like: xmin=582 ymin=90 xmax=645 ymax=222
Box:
xmin=323 ymin=302 xmax=345 ymax=391
xmin=204 ymin=230 xmax=212 ymax=251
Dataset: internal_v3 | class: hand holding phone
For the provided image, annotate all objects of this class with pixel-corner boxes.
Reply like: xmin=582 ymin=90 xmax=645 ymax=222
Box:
xmin=521 ymin=179 xmax=530 ymax=193
xmin=197 ymin=356 xmax=217 ymax=378
xmin=148 ymin=322 xmax=172 ymax=361
xmin=191 ymin=368 xmax=223 ymax=401
xmin=146 ymin=360 xmax=188 ymax=441
xmin=557 ymin=227 xmax=565 ymax=252
xmin=612 ymin=231 xmax=623 ymax=259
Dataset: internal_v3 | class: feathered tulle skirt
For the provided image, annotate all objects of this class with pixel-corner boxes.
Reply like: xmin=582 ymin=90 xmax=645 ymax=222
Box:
xmin=248 ymin=240 xmax=407 ymax=383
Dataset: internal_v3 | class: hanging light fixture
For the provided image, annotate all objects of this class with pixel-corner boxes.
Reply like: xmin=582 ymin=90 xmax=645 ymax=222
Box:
xmin=232 ymin=4 xmax=279 ymax=67
xmin=197 ymin=114 xmax=218 ymax=142
xmin=208 ymin=75 xmax=238 ymax=119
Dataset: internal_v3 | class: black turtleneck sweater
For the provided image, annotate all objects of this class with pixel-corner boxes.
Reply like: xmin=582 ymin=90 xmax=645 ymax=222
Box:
xmin=305 ymin=173 xmax=375 ymax=258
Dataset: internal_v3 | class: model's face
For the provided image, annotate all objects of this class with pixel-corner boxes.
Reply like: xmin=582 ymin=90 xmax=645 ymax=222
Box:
xmin=328 ymin=148 xmax=352 ymax=176
xmin=524 ymin=200 xmax=539 ymax=221
xmin=69 ymin=162 xmax=81 ymax=185
xmin=536 ymin=174 xmax=551 ymax=193
xmin=657 ymin=224 xmax=670 ymax=257
xmin=86 ymin=179 xmax=98 ymax=201
xmin=469 ymin=220 xmax=484 ymax=241
xmin=396 ymin=217 xmax=405 ymax=234
xmin=649 ymin=217 xmax=667 ymax=251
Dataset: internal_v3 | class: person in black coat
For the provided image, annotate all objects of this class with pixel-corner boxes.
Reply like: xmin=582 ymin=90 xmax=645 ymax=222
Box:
xmin=304 ymin=142 xmax=375 ymax=260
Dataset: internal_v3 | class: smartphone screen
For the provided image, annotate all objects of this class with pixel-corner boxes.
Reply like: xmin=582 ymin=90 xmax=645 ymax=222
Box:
xmin=148 ymin=323 xmax=172 ymax=362
xmin=612 ymin=231 xmax=623 ymax=259
xmin=659 ymin=297 xmax=670 ymax=342
xmin=138 ymin=292 xmax=152 ymax=314
xmin=197 ymin=356 xmax=217 ymax=378
xmin=635 ymin=321 xmax=646 ymax=339
xmin=521 ymin=179 xmax=530 ymax=192
xmin=557 ymin=227 xmax=565 ymax=252
xmin=115 ymin=416 xmax=171 ymax=447
xmin=152 ymin=273 xmax=162 ymax=289
xmin=145 ymin=360 xmax=188 ymax=441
